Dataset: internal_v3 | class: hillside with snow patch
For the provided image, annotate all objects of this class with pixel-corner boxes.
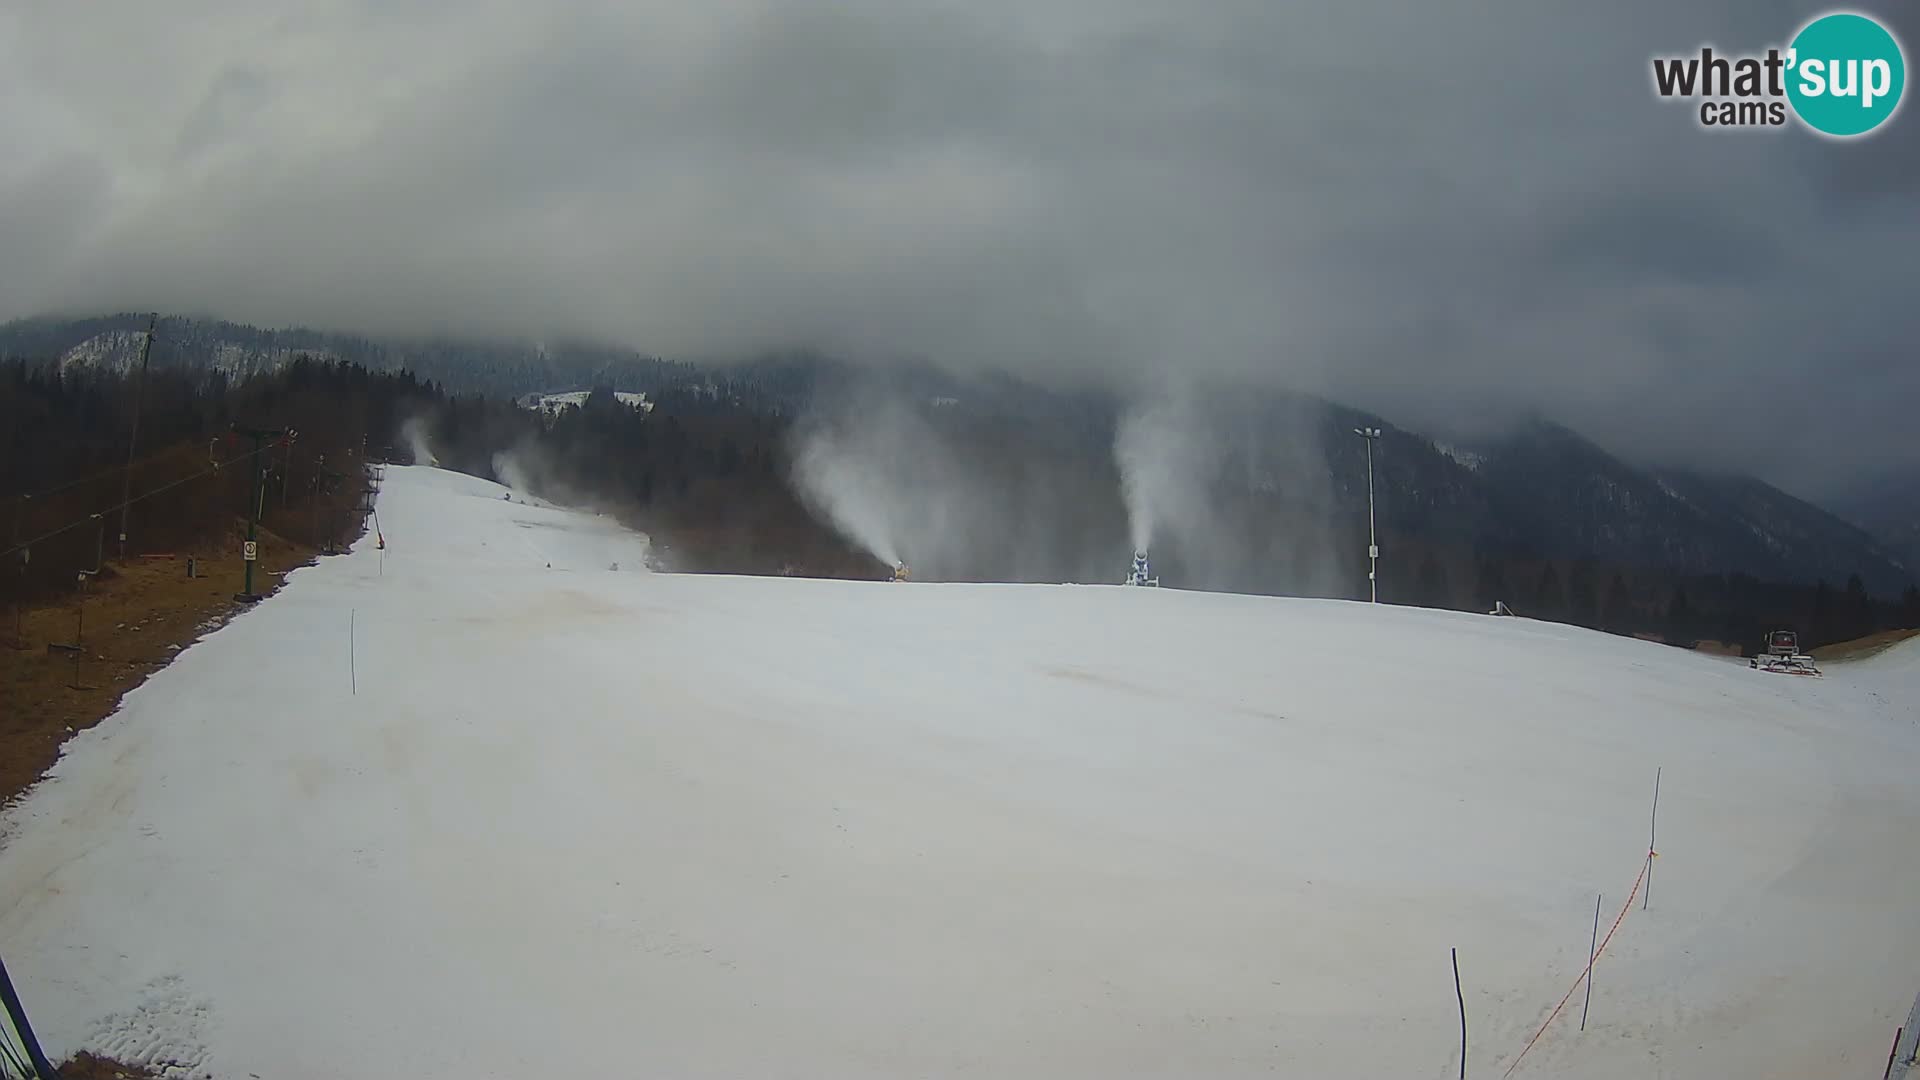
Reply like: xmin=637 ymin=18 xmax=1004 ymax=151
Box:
xmin=54 ymin=330 xmax=330 ymax=379
xmin=518 ymin=389 xmax=652 ymax=416
xmin=1 ymin=465 xmax=1917 ymax=1079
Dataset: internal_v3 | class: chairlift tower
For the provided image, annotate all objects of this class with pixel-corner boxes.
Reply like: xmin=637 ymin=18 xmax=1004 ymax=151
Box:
xmin=115 ymin=314 xmax=159 ymax=560
xmin=234 ymin=426 xmax=288 ymax=602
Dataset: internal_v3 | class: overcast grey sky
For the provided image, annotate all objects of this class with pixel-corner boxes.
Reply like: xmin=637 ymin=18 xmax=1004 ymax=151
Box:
xmin=1 ymin=0 xmax=1914 ymax=504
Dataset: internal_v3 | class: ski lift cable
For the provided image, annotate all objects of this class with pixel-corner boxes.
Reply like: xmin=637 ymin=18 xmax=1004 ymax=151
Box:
xmin=0 ymin=441 xmax=282 ymax=563
xmin=4 ymin=457 xmax=150 ymax=506
xmin=3 ymin=425 xmax=285 ymax=506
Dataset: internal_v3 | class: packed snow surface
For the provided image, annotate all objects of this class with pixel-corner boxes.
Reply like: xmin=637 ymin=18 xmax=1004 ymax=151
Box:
xmin=3 ymin=465 xmax=1919 ymax=1079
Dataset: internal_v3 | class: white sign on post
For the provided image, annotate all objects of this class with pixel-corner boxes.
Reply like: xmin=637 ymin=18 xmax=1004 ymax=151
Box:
xmin=243 ymin=541 xmax=258 ymax=562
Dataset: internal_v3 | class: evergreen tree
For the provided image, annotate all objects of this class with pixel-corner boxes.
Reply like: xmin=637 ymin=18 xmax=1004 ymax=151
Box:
xmin=1843 ymin=573 xmax=1872 ymax=641
xmin=1810 ymin=580 xmax=1833 ymax=642
xmin=1535 ymin=563 xmax=1566 ymax=620
xmin=1415 ymin=552 xmax=1450 ymax=609
xmin=1603 ymin=574 xmax=1634 ymax=635
xmin=1567 ymin=560 xmax=1599 ymax=628
xmin=1666 ymin=584 xmax=1696 ymax=643
xmin=1473 ymin=558 xmax=1508 ymax=612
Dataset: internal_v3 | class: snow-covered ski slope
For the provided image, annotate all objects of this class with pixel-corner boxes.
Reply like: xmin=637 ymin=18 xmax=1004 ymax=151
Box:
xmin=3 ymin=464 xmax=1918 ymax=1079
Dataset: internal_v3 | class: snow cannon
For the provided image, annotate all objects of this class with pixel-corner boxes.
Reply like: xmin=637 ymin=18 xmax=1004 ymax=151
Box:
xmin=1127 ymin=551 xmax=1159 ymax=587
xmin=892 ymin=561 xmax=911 ymax=583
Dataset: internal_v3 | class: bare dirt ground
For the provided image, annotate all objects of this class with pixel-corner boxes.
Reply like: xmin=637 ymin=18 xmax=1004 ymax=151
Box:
xmin=47 ymin=1052 xmax=156 ymax=1079
xmin=2 ymin=523 xmax=319 ymax=1080
xmin=1692 ymin=639 xmax=1745 ymax=657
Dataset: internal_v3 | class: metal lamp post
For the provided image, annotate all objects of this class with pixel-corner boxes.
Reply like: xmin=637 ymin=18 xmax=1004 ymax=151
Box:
xmin=1354 ymin=426 xmax=1381 ymax=603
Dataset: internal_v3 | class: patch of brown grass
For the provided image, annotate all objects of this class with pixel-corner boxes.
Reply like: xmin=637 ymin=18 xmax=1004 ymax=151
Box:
xmin=1 ymin=520 xmax=316 ymax=805
xmin=1 ymin=523 xmax=323 ymax=1077
xmin=1811 ymin=627 xmax=1920 ymax=663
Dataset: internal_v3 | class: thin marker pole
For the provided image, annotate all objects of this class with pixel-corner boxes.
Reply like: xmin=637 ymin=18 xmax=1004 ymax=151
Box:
xmin=1644 ymin=766 xmax=1662 ymax=911
xmin=311 ymin=460 xmax=321 ymax=548
xmin=1452 ymin=947 xmax=1467 ymax=1080
xmin=1580 ymin=893 xmax=1601 ymax=1031
xmin=350 ymin=608 xmax=357 ymax=696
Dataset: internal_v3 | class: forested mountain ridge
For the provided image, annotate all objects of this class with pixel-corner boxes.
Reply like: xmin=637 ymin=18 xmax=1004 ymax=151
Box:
xmin=3 ymin=313 xmax=1912 ymax=608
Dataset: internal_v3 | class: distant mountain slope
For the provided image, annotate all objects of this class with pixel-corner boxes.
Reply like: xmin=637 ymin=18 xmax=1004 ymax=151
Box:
xmin=0 ymin=313 xmax=698 ymax=398
xmin=1309 ymin=415 xmax=1913 ymax=597
xmin=1651 ymin=469 xmax=1912 ymax=594
xmin=1452 ymin=419 xmax=1911 ymax=595
xmin=3 ymin=313 xmax=1911 ymax=597
xmin=1827 ymin=482 xmax=1920 ymax=580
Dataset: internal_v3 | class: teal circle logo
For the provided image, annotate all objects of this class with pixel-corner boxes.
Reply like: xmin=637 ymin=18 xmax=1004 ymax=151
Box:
xmin=1787 ymin=12 xmax=1906 ymax=137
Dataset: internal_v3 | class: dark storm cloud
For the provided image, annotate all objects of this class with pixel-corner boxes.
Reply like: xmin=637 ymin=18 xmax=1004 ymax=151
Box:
xmin=1 ymin=0 xmax=1912 ymax=501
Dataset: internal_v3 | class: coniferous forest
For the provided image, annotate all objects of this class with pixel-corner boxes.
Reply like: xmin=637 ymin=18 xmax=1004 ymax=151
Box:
xmin=3 ymin=353 xmax=1915 ymax=656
